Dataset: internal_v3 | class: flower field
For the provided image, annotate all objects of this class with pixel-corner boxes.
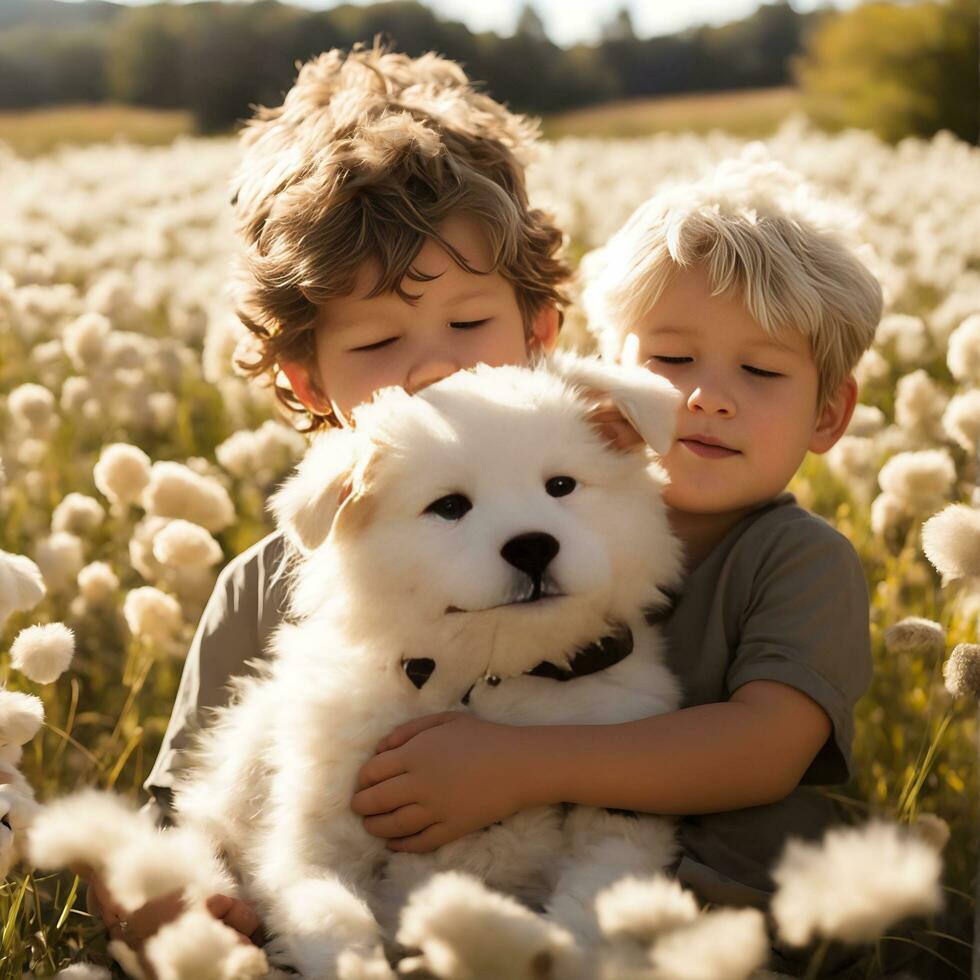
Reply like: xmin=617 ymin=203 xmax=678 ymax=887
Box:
xmin=0 ymin=120 xmax=977 ymax=977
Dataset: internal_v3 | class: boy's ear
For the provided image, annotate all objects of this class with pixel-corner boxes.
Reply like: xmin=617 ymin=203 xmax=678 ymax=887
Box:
xmin=269 ymin=430 xmax=360 ymax=554
xmin=279 ymin=358 xmax=333 ymax=416
xmin=528 ymin=304 xmax=560 ymax=355
xmin=546 ymin=351 xmax=681 ymax=455
xmin=809 ymin=375 xmax=858 ymax=454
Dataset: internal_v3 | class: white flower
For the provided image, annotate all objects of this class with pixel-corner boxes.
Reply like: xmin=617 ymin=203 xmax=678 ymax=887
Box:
xmin=910 ymin=813 xmax=950 ymax=853
xmin=63 ymin=311 xmax=111 ymax=373
xmin=0 ymin=688 xmax=44 ymax=747
xmin=94 ymin=443 xmax=152 ymax=507
xmin=648 ymin=907 xmax=769 ymax=980
xmin=55 ymin=964 xmax=112 ymax=979
xmin=144 ymin=908 xmax=268 ymax=980
xmin=854 ymin=348 xmax=889 ymax=387
xmin=893 ymin=370 xmax=947 ymax=439
xmin=870 ymin=492 xmax=910 ymax=537
xmin=947 ymin=313 xmax=980 ymax=383
xmin=142 ymin=461 xmax=235 ymax=533
xmin=216 ymin=421 xmax=305 ymax=483
xmin=60 ymin=376 xmax=95 ymax=415
xmin=0 ymin=550 xmax=46 ymax=631
xmin=152 ymin=519 xmax=223 ymax=569
xmin=7 ymin=382 xmax=57 ymax=434
xmin=942 ymin=389 xmax=980 ymax=453
xmin=34 ymin=532 xmax=85 ymax=593
xmin=10 ymin=622 xmax=75 ymax=684
xmin=51 ymin=493 xmax=105 ymax=535
xmin=943 ymin=643 xmax=980 ymax=700
xmin=883 ymin=617 xmax=945 ymax=657
xmin=771 ymin=820 xmax=943 ymax=946
xmin=148 ymin=392 xmax=178 ymax=432
xmin=596 ymin=874 xmax=698 ymax=943
xmin=876 ymin=313 xmax=929 ymax=366
xmin=921 ymin=504 xmax=980 ymax=582
xmin=16 ymin=437 xmax=48 ymax=468
xmin=77 ymin=562 xmax=120 ymax=605
xmin=27 ymin=790 xmax=145 ymax=877
xmin=846 ymin=404 xmax=885 ymax=438
xmin=123 ymin=587 xmax=182 ymax=642
xmin=824 ymin=436 xmax=876 ymax=494
xmin=877 ymin=449 xmax=956 ymax=514
xmin=107 ymin=825 xmax=235 ymax=909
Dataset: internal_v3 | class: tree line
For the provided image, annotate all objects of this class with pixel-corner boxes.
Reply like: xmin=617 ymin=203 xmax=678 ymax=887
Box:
xmin=0 ymin=0 xmax=975 ymax=143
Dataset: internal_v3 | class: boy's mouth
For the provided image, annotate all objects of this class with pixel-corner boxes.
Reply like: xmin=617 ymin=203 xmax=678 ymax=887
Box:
xmin=678 ymin=436 xmax=740 ymax=459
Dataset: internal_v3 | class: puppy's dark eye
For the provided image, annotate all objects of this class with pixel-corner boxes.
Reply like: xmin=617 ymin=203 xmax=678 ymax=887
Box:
xmin=545 ymin=476 xmax=576 ymax=498
xmin=425 ymin=493 xmax=472 ymax=521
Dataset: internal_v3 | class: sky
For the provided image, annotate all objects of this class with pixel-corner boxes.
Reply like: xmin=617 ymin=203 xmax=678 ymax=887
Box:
xmin=59 ymin=0 xmax=869 ymax=46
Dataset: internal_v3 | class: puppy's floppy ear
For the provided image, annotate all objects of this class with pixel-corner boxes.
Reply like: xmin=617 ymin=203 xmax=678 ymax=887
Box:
xmin=268 ymin=429 xmax=361 ymax=554
xmin=546 ymin=351 xmax=681 ymax=455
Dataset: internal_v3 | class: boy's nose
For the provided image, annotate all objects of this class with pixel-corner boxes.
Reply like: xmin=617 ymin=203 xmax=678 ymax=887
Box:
xmin=686 ymin=384 xmax=735 ymax=417
xmin=405 ymin=359 xmax=460 ymax=395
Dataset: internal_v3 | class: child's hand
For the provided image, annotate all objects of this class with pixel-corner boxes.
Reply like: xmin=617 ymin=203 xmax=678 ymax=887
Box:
xmin=351 ymin=712 xmax=533 ymax=853
xmin=84 ymin=867 xmax=264 ymax=977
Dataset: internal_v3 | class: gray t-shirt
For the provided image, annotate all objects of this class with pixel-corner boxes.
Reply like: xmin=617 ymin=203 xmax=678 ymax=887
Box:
xmin=144 ymin=491 xmax=871 ymax=914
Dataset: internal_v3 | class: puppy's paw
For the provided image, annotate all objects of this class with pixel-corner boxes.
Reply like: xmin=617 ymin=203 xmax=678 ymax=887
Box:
xmin=397 ymin=871 xmax=582 ymax=980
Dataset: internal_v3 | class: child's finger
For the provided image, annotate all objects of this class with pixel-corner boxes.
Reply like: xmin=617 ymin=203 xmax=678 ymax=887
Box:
xmin=386 ymin=823 xmax=447 ymax=854
xmin=355 ymin=748 xmax=408 ymax=791
xmin=206 ymin=894 xmax=261 ymax=940
xmin=362 ymin=804 xmax=433 ymax=840
xmin=352 ymin=772 xmax=416 ymax=816
xmin=375 ymin=711 xmax=461 ymax=752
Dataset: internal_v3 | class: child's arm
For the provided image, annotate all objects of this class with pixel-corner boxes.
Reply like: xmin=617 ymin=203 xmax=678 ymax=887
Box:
xmin=350 ymin=678 xmax=831 ymax=853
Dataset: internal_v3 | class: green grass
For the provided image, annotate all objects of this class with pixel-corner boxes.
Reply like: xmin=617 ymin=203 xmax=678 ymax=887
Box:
xmin=542 ymin=86 xmax=802 ymax=140
xmin=0 ymin=105 xmax=195 ymax=157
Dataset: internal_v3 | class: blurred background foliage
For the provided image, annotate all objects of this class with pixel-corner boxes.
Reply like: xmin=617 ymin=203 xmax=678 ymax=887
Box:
xmin=0 ymin=0 xmax=975 ymax=144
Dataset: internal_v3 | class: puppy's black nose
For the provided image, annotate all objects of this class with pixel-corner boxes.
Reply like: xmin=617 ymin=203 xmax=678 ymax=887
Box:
xmin=500 ymin=532 xmax=560 ymax=578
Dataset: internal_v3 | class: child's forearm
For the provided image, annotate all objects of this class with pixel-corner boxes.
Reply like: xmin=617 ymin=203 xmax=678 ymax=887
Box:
xmin=514 ymin=700 xmax=805 ymax=815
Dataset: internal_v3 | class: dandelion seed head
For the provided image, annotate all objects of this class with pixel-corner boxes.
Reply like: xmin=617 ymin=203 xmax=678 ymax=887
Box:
xmin=947 ymin=313 xmax=980 ymax=384
xmin=846 ymin=404 xmax=885 ymax=438
xmin=152 ymin=519 xmax=223 ymax=569
xmin=94 ymin=443 xmax=152 ymax=507
xmin=51 ymin=493 xmax=105 ymax=535
xmin=60 ymin=376 xmax=95 ymax=415
xmin=883 ymin=617 xmax=945 ymax=657
xmin=27 ymin=790 xmax=146 ymax=878
xmin=0 ymin=688 xmax=44 ymax=747
xmin=943 ymin=644 xmax=980 ymax=700
xmin=870 ymin=492 xmax=909 ymax=537
xmin=596 ymin=874 xmax=699 ymax=943
xmin=942 ymin=389 xmax=980 ymax=454
xmin=144 ymin=908 xmax=268 ymax=980
xmin=893 ymin=370 xmax=947 ymax=439
xmin=142 ymin=461 xmax=235 ymax=533
xmin=648 ymin=907 xmax=769 ymax=980
xmin=7 ymin=382 xmax=57 ymax=434
xmin=63 ymin=311 xmax=111 ymax=373
xmin=123 ymin=586 xmax=182 ymax=643
xmin=77 ymin=561 xmax=120 ymax=606
xmin=0 ymin=550 xmax=46 ymax=631
xmin=771 ymin=820 xmax=943 ymax=946
xmin=921 ymin=504 xmax=980 ymax=582
xmin=876 ymin=314 xmax=929 ymax=367
xmin=34 ymin=532 xmax=85 ymax=594
xmin=10 ymin=622 xmax=75 ymax=684
xmin=877 ymin=449 xmax=955 ymax=514
xmin=54 ymin=964 xmax=112 ymax=979
xmin=854 ymin=348 xmax=889 ymax=387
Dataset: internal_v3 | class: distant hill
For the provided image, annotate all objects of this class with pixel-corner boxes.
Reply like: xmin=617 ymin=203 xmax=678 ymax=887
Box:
xmin=0 ymin=0 xmax=122 ymax=31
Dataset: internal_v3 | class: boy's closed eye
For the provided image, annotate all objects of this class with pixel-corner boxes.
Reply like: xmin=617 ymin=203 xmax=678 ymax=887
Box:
xmin=349 ymin=319 xmax=491 ymax=353
xmin=647 ymin=355 xmax=784 ymax=379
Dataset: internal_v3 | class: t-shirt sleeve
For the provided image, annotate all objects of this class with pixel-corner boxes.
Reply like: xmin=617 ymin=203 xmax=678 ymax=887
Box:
xmin=725 ymin=516 xmax=872 ymax=785
xmin=142 ymin=533 xmax=286 ymax=821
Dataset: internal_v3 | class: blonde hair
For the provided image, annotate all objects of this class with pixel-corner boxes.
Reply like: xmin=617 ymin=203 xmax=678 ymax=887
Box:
xmin=581 ymin=153 xmax=883 ymax=406
xmin=231 ymin=42 xmax=569 ymax=430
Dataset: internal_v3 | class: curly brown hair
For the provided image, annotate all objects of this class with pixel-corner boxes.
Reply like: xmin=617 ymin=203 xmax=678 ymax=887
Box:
xmin=230 ymin=41 xmax=571 ymax=430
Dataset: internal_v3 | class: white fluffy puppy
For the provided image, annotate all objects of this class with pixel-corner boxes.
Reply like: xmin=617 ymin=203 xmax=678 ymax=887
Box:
xmin=175 ymin=354 xmax=684 ymax=979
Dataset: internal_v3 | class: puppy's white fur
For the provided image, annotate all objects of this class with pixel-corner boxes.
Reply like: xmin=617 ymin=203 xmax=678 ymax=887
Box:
xmin=175 ymin=356 xmax=684 ymax=979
